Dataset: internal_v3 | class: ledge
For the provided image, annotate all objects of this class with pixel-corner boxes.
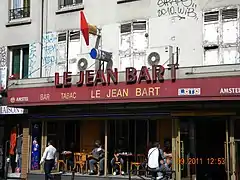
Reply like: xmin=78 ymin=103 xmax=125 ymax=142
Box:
xmin=117 ymin=0 xmax=141 ymax=4
xmin=6 ymin=18 xmax=31 ymax=27
xmin=56 ymin=4 xmax=84 ymax=15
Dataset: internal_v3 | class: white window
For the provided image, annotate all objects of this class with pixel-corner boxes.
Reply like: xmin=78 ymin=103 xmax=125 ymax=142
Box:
xmin=119 ymin=21 xmax=148 ymax=71
xmin=9 ymin=0 xmax=30 ymax=21
xmin=9 ymin=46 xmax=29 ymax=79
xmin=203 ymin=8 xmax=239 ymax=65
xmin=59 ymin=0 xmax=83 ymax=8
xmin=56 ymin=30 xmax=81 ymax=74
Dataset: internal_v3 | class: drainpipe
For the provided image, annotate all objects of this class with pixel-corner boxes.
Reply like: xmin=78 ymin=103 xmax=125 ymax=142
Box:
xmin=40 ymin=0 xmax=44 ymax=78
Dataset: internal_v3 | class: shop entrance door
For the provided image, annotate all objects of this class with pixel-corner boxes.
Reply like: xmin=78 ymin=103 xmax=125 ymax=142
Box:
xmin=172 ymin=118 xmax=181 ymax=180
xmin=229 ymin=118 xmax=240 ymax=180
xmin=233 ymin=140 xmax=240 ymax=180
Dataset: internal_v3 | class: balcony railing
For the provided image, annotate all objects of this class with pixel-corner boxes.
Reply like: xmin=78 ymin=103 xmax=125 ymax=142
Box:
xmin=9 ymin=6 xmax=30 ymax=21
xmin=59 ymin=0 xmax=83 ymax=8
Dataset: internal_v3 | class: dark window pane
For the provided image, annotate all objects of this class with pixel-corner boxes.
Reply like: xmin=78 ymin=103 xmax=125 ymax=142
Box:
xmin=75 ymin=0 xmax=83 ymax=4
xmin=133 ymin=21 xmax=146 ymax=31
xmin=24 ymin=0 xmax=30 ymax=7
xmin=204 ymin=11 xmax=219 ymax=22
xmin=222 ymin=8 xmax=238 ymax=20
xmin=12 ymin=49 xmax=20 ymax=76
xmin=64 ymin=0 xmax=74 ymax=6
xmin=70 ymin=31 xmax=80 ymax=41
xmin=22 ymin=47 xmax=29 ymax=79
xmin=121 ymin=23 xmax=131 ymax=33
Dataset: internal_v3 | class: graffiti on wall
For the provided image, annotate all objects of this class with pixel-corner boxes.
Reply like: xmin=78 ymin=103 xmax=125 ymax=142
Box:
xmin=0 ymin=47 xmax=7 ymax=68
xmin=157 ymin=0 xmax=198 ymax=20
xmin=0 ymin=46 xmax=7 ymax=89
xmin=42 ymin=32 xmax=57 ymax=77
xmin=28 ymin=43 xmax=37 ymax=78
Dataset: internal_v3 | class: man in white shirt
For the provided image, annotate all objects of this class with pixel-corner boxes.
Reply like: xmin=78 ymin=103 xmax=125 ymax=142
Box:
xmin=40 ymin=140 xmax=57 ymax=180
xmin=148 ymin=142 xmax=165 ymax=180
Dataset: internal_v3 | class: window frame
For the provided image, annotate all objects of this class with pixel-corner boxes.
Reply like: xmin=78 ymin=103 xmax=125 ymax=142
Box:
xmin=59 ymin=0 xmax=83 ymax=9
xmin=9 ymin=46 xmax=29 ymax=79
xmin=9 ymin=0 xmax=30 ymax=21
xmin=203 ymin=7 xmax=239 ymax=65
xmin=119 ymin=20 xmax=148 ymax=69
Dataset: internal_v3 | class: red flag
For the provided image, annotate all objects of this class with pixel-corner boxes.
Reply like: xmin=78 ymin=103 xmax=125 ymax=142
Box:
xmin=80 ymin=11 xmax=89 ymax=46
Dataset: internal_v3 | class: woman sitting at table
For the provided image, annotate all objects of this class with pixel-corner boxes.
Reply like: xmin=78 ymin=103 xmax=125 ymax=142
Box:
xmin=111 ymin=138 xmax=125 ymax=175
xmin=89 ymin=140 xmax=105 ymax=175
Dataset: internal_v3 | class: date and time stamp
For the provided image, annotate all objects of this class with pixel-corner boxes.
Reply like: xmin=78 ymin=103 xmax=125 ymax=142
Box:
xmin=178 ymin=157 xmax=225 ymax=165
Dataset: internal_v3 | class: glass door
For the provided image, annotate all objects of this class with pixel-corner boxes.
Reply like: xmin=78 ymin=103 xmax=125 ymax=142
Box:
xmin=234 ymin=140 xmax=240 ymax=180
xmin=226 ymin=119 xmax=236 ymax=180
xmin=172 ymin=118 xmax=181 ymax=180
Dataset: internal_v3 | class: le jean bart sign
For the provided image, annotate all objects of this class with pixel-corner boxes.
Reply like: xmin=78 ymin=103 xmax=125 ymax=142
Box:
xmin=54 ymin=65 xmax=177 ymax=100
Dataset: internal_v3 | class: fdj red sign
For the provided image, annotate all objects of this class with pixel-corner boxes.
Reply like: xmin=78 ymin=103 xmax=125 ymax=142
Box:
xmin=55 ymin=65 xmax=177 ymax=88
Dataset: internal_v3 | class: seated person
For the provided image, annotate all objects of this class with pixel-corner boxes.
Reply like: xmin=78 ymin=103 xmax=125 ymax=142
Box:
xmin=148 ymin=142 xmax=165 ymax=179
xmin=111 ymin=149 xmax=124 ymax=175
xmin=163 ymin=141 xmax=172 ymax=169
xmin=111 ymin=137 xmax=126 ymax=175
xmin=89 ymin=140 xmax=105 ymax=175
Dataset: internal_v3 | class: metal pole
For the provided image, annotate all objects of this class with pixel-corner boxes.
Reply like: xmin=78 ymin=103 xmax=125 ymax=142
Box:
xmin=40 ymin=0 xmax=44 ymax=77
xmin=66 ymin=30 xmax=70 ymax=72
xmin=104 ymin=120 xmax=108 ymax=176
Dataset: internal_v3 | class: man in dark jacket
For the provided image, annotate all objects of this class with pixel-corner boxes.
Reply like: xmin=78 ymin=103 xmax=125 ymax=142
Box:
xmin=89 ymin=140 xmax=105 ymax=175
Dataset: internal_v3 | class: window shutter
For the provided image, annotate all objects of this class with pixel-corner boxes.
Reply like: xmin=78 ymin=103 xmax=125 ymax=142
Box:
xmin=204 ymin=11 xmax=219 ymax=22
xmin=70 ymin=31 xmax=80 ymax=41
xmin=222 ymin=8 xmax=238 ymax=20
xmin=120 ymin=23 xmax=131 ymax=33
xmin=58 ymin=32 xmax=67 ymax=42
xmin=133 ymin=21 xmax=146 ymax=31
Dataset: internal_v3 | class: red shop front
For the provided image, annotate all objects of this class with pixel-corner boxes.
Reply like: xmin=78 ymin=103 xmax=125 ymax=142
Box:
xmin=7 ymin=76 xmax=240 ymax=106
xmin=6 ymin=75 xmax=240 ymax=180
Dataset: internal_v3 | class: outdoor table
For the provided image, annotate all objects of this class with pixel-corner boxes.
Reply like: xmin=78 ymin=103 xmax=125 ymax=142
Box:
xmin=119 ymin=153 xmax=133 ymax=174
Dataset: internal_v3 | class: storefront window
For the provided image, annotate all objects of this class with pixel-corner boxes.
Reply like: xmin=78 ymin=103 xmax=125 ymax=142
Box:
xmin=47 ymin=121 xmax=80 ymax=153
xmin=7 ymin=124 xmax=23 ymax=177
xmin=31 ymin=123 xmax=42 ymax=170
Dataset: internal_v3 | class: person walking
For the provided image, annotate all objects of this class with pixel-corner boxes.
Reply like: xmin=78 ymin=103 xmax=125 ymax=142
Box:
xmin=40 ymin=140 xmax=57 ymax=180
xmin=148 ymin=142 xmax=165 ymax=180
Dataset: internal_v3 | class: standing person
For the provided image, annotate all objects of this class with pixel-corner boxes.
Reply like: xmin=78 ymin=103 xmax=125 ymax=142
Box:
xmin=89 ymin=140 xmax=105 ymax=175
xmin=40 ymin=140 xmax=57 ymax=180
xmin=67 ymin=142 xmax=75 ymax=170
xmin=147 ymin=142 xmax=165 ymax=179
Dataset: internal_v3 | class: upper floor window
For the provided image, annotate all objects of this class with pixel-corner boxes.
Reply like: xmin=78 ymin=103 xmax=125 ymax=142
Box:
xmin=119 ymin=21 xmax=148 ymax=71
xmin=203 ymin=8 xmax=240 ymax=65
xmin=9 ymin=46 xmax=29 ymax=79
xmin=9 ymin=0 xmax=30 ymax=21
xmin=59 ymin=0 xmax=83 ymax=8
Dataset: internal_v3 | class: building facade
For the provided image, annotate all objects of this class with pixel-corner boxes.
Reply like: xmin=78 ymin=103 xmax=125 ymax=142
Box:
xmin=1 ymin=0 xmax=240 ymax=180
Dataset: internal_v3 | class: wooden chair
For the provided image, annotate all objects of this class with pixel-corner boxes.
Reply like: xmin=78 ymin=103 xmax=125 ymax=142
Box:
xmin=57 ymin=160 xmax=66 ymax=172
xmin=130 ymin=154 xmax=145 ymax=175
xmin=112 ymin=161 xmax=122 ymax=174
xmin=74 ymin=153 xmax=82 ymax=173
xmin=79 ymin=153 xmax=88 ymax=174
